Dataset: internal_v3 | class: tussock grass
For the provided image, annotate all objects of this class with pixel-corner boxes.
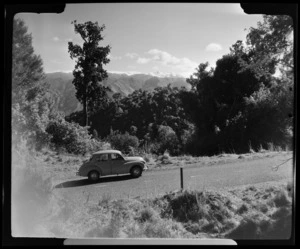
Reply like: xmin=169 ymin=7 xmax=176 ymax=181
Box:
xmin=16 ymin=180 xmax=292 ymax=239
xmin=272 ymin=189 xmax=291 ymax=207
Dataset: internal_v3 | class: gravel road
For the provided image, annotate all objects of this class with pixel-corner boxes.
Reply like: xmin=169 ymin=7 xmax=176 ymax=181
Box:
xmin=53 ymin=153 xmax=293 ymax=204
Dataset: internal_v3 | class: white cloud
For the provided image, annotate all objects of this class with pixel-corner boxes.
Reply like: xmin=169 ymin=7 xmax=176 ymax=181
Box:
xmin=108 ymin=70 xmax=142 ymax=75
xmin=50 ymin=59 xmax=63 ymax=64
xmin=205 ymin=43 xmax=223 ymax=52
xmin=107 ymin=54 xmax=122 ymax=60
xmin=147 ymin=49 xmax=197 ymax=70
xmin=120 ymin=49 xmax=199 ymax=78
xmin=131 ymin=48 xmax=198 ymax=78
xmin=52 ymin=36 xmax=60 ymax=42
xmin=53 ymin=37 xmax=73 ymax=43
xmin=128 ymin=65 xmax=137 ymax=69
xmin=125 ymin=52 xmax=139 ymax=59
xmin=149 ymin=71 xmax=185 ymax=78
xmin=147 ymin=49 xmax=181 ymax=66
xmin=152 ymin=66 xmax=159 ymax=71
xmin=137 ymin=57 xmax=151 ymax=64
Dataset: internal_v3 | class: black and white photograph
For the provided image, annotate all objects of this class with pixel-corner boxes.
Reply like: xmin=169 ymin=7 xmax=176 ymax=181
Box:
xmin=8 ymin=3 xmax=295 ymax=244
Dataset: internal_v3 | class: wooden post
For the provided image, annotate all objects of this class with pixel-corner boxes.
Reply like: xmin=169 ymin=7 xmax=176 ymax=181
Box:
xmin=180 ymin=167 xmax=183 ymax=190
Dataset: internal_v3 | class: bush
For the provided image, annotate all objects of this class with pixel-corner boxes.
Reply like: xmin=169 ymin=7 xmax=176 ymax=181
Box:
xmin=46 ymin=118 xmax=104 ymax=155
xmin=154 ymin=125 xmax=181 ymax=156
xmin=108 ymin=132 xmax=139 ymax=153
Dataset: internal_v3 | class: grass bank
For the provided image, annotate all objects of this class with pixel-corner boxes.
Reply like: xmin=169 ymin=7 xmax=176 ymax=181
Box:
xmin=14 ymin=175 xmax=293 ymax=239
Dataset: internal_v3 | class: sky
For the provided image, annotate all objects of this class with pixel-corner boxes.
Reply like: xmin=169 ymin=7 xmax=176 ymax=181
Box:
xmin=15 ymin=3 xmax=264 ymax=78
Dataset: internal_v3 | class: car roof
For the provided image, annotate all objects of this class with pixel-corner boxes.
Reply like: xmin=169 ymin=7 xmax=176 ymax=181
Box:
xmin=93 ymin=150 xmax=122 ymax=155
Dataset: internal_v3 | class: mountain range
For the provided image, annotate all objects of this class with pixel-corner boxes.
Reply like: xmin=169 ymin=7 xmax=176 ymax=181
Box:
xmin=46 ymin=72 xmax=190 ymax=115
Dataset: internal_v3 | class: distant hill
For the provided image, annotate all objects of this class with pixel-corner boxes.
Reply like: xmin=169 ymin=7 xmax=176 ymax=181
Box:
xmin=46 ymin=72 xmax=189 ymax=115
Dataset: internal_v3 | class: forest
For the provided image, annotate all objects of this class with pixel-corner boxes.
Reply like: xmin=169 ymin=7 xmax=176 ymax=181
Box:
xmin=12 ymin=15 xmax=294 ymax=157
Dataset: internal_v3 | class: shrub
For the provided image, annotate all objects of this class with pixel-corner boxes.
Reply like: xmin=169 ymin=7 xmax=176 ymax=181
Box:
xmin=237 ymin=204 xmax=249 ymax=215
xmin=46 ymin=118 xmax=105 ymax=154
xmin=272 ymin=190 xmax=291 ymax=208
xmin=138 ymin=207 xmax=159 ymax=223
xmin=108 ymin=132 xmax=139 ymax=153
xmin=154 ymin=125 xmax=181 ymax=156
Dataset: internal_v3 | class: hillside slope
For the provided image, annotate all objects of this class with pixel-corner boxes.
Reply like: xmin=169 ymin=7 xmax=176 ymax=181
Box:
xmin=46 ymin=72 xmax=189 ymax=115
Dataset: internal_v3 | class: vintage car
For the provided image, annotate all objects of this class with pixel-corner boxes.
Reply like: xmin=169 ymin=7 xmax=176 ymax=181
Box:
xmin=76 ymin=150 xmax=147 ymax=181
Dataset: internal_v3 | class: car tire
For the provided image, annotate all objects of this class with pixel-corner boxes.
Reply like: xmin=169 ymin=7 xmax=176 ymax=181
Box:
xmin=88 ymin=170 xmax=100 ymax=182
xmin=130 ymin=166 xmax=142 ymax=178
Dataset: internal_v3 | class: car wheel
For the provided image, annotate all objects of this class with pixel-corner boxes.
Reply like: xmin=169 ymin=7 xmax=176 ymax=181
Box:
xmin=130 ymin=166 xmax=142 ymax=178
xmin=88 ymin=170 xmax=99 ymax=181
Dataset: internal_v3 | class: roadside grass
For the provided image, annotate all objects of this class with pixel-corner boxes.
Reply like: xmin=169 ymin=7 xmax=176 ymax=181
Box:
xmin=24 ymin=179 xmax=292 ymax=239
xmin=31 ymin=144 xmax=293 ymax=178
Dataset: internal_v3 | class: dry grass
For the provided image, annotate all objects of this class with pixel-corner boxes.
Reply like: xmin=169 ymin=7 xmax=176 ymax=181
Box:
xmin=25 ymin=144 xmax=293 ymax=180
xmin=13 ymin=178 xmax=293 ymax=239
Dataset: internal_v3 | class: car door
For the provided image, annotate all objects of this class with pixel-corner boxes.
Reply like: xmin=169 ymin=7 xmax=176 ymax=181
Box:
xmin=93 ymin=153 xmax=111 ymax=176
xmin=110 ymin=153 xmax=128 ymax=175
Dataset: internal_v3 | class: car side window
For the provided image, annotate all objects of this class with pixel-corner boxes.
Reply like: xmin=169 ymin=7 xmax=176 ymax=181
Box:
xmin=111 ymin=153 xmax=123 ymax=160
xmin=94 ymin=154 xmax=108 ymax=162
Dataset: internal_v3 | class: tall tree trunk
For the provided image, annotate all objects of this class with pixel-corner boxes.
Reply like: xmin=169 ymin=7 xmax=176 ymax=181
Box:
xmin=83 ymin=95 xmax=88 ymax=126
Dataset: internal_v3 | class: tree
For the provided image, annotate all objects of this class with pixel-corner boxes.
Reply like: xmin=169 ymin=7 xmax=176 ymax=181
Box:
xmin=244 ymin=15 xmax=293 ymax=80
xmin=12 ymin=19 xmax=45 ymax=103
xmin=186 ymin=62 xmax=214 ymax=91
xmin=68 ymin=20 xmax=111 ymax=126
xmin=241 ymin=15 xmax=294 ymax=149
xmin=184 ymin=15 xmax=294 ymax=155
xmin=12 ymin=18 xmax=56 ymax=149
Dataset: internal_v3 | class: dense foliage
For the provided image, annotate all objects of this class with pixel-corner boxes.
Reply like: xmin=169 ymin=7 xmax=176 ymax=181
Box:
xmin=12 ymin=18 xmax=56 ymax=150
xmin=13 ymin=15 xmax=293 ymax=156
xmin=68 ymin=85 xmax=194 ymax=155
xmin=181 ymin=15 xmax=293 ymax=155
xmin=46 ymin=116 xmax=104 ymax=154
xmin=12 ymin=18 xmax=106 ymax=154
xmin=107 ymin=132 xmax=139 ymax=154
xmin=80 ymin=15 xmax=293 ymax=156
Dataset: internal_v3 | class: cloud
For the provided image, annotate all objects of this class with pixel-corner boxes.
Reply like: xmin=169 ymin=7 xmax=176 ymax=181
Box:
xmin=122 ymin=49 xmax=199 ymax=78
xmin=128 ymin=65 xmax=137 ymax=69
xmin=125 ymin=52 xmax=139 ymax=59
xmin=108 ymin=70 xmax=142 ymax=75
xmin=52 ymin=36 xmax=60 ymax=42
xmin=136 ymin=57 xmax=151 ymax=64
xmin=152 ymin=66 xmax=159 ymax=71
xmin=122 ymin=49 xmax=197 ymax=78
xmin=147 ymin=49 xmax=181 ymax=65
xmin=50 ymin=59 xmax=63 ymax=64
xmin=107 ymin=54 xmax=122 ymax=60
xmin=146 ymin=49 xmax=197 ymax=70
xmin=53 ymin=37 xmax=73 ymax=43
xmin=205 ymin=43 xmax=223 ymax=52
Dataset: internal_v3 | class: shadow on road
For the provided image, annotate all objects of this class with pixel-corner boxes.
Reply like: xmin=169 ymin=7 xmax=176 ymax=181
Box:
xmin=54 ymin=174 xmax=134 ymax=188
